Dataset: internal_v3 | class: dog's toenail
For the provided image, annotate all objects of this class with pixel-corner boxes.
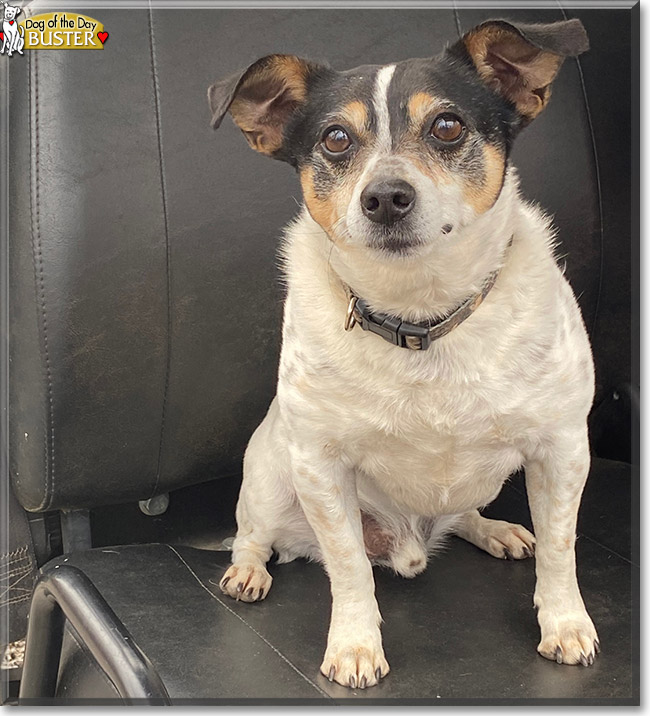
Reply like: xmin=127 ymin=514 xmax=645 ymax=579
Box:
xmin=504 ymin=548 xmax=514 ymax=560
xmin=580 ymin=654 xmax=588 ymax=667
xmin=328 ymin=666 xmax=336 ymax=682
xmin=221 ymin=577 xmax=230 ymax=588
xmin=236 ymin=582 xmax=244 ymax=593
xmin=349 ymin=675 xmax=356 ymax=688
xmin=257 ymin=588 xmax=264 ymax=600
xmin=245 ymin=587 xmax=254 ymax=597
xmin=360 ymin=675 xmax=367 ymax=689
xmin=588 ymin=652 xmax=594 ymax=665
xmin=594 ymin=640 xmax=601 ymax=654
xmin=375 ymin=667 xmax=382 ymax=681
xmin=555 ymin=646 xmax=563 ymax=664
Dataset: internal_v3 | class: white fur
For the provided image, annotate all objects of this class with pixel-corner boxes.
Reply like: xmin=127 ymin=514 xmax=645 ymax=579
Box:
xmin=372 ymin=64 xmax=396 ymax=152
xmin=220 ymin=165 xmax=598 ymax=686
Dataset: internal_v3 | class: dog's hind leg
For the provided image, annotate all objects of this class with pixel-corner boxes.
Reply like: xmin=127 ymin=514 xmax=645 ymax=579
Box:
xmin=454 ymin=509 xmax=536 ymax=560
xmin=219 ymin=398 xmax=297 ymax=603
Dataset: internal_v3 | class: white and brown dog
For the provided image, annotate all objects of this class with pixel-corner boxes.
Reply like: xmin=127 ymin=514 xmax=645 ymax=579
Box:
xmin=208 ymin=18 xmax=597 ymax=689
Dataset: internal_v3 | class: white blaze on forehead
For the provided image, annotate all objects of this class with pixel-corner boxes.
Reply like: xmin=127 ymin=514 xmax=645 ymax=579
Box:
xmin=373 ymin=64 xmax=396 ymax=152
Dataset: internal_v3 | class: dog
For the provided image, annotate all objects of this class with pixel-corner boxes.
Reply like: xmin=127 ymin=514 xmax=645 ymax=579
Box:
xmin=0 ymin=2 xmax=24 ymax=56
xmin=208 ymin=17 xmax=597 ymax=689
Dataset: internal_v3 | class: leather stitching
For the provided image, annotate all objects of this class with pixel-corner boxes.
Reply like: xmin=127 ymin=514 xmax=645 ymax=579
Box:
xmin=29 ymin=48 xmax=55 ymax=511
xmin=0 ymin=560 xmax=35 ymax=606
xmin=147 ymin=3 xmax=172 ymax=501
xmin=167 ymin=546 xmax=330 ymax=699
xmin=0 ymin=545 xmax=29 ymax=560
xmin=0 ymin=590 xmax=32 ymax=607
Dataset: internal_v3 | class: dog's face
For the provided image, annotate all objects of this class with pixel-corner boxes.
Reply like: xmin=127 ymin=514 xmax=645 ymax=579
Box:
xmin=3 ymin=4 xmax=20 ymax=21
xmin=209 ymin=19 xmax=587 ymax=259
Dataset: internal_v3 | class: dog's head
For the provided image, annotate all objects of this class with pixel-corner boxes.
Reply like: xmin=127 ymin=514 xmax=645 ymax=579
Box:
xmin=208 ymin=19 xmax=588 ymax=259
xmin=3 ymin=3 xmax=21 ymax=21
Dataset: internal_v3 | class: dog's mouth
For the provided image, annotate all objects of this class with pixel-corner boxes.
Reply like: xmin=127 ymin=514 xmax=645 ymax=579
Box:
xmin=365 ymin=226 xmax=426 ymax=257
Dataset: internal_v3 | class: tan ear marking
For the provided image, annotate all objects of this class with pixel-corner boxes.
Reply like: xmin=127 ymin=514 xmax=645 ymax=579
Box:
xmin=462 ymin=21 xmax=577 ymax=122
xmin=209 ymin=54 xmax=316 ymax=157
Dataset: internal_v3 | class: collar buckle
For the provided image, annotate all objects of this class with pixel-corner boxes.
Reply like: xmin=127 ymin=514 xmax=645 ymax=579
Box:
xmin=354 ymin=298 xmax=432 ymax=351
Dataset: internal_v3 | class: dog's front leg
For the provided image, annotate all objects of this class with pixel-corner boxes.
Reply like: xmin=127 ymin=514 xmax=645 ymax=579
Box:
xmin=525 ymin=427 xmax=599 ymax=666
xmin=290 ymin=444 xmax=389 ymax=688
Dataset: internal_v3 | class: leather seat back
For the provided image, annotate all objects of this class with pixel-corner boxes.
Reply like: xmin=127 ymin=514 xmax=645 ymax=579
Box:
xmin=9 ymin=7 xmax=613 ymax=510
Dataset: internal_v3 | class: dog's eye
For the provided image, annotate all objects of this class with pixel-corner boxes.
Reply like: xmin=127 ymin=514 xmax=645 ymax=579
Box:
xmin=322 ymin=126 xmax=352 ymax=154
xmin=429 ymin=114 xmax=465 ymax=143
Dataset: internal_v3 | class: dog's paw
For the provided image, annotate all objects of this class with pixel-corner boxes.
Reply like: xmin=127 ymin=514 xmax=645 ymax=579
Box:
xmin=480 ymin=520 xmax=536 ymax=560
xmin=219 ymin=563 xmax=272 ymax=602
xmin=537 ymin=609 xmax=599 ymax=666
xmin=321 ymin=642 xmax=390 ymax=689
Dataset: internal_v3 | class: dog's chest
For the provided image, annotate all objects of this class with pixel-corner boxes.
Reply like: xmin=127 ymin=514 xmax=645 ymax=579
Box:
xmin=280 ymin=341 xmax=524 ymax=516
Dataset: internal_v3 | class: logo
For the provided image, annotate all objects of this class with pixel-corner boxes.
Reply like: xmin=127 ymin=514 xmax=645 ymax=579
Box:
xmin=0 ymin=3 xmax=25 ymax=57
xmin=1 ymin=5 xmax=108 ymax=57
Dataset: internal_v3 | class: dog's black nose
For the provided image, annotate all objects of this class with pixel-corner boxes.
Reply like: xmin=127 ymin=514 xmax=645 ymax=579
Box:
xmin=360 ymin=179 xmax=416 ymax=225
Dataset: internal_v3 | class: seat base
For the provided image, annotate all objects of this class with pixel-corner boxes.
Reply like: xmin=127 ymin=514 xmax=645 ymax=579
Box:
xmin=38 ymin=462 xmax=637 ymax=703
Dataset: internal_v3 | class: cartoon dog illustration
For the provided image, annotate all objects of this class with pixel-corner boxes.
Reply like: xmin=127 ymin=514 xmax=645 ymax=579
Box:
xmin=1 ymin=2 xmax=24 ymax=57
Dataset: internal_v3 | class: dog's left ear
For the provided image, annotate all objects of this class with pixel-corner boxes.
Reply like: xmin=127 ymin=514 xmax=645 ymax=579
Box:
xmin=208 ymin=54 xmax=322 ymax=159
xmin=453 ymin=19 xmax=589 ymax=125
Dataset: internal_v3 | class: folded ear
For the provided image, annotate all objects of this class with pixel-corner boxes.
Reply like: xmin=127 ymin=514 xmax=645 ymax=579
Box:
xmin=208 ymin=54 xmax=320 ymax=158
xmin=455 ymin=19 xmax=589 ymax=124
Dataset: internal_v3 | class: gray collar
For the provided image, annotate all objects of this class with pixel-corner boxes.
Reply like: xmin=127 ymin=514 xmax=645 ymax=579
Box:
xmin=343 ymin=237 xmax=512 ymax=351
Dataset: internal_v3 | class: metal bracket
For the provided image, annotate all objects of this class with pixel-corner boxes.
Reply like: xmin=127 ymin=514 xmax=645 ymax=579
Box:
xmin=19 ymin=564 xmax=170 ymax=703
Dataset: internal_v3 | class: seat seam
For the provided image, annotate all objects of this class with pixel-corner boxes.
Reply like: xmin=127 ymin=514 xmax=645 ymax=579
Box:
xmin=452 ymin=2 xmax=462 ymax=37
xmin=166 ymin=546 xmax=330 ymax=699
xmin=147 ymin=3 xmax=172 ymax=500
xmin=557 ymin=3 xmax=605 ymax=343
xmin=28 ymin=48 xmax=55 ymax=512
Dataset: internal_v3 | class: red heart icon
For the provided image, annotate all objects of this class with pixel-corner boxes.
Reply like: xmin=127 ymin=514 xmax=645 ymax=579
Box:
xmin=97 ymin=31 xmax=108 ymax=44
xmin=0 ymin=32 xmax=3 ymax=42
xmin=8 ymin=20 xmax=14 ymax=25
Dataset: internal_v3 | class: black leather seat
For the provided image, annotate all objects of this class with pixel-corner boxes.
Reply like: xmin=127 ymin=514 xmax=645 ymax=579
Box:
xmin=8 ymin=5 xmax=636 ymax=704
xmin=48 ymin=463 xmax=634 ymax=703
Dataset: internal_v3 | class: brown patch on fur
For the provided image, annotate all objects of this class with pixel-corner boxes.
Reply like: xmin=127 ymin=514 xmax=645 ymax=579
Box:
xmin=407 ymin=92 xmax=437 ymax=127
xmin=230 ymin=56 xmax=311 ymax=155
xmin=300 ymin=166 xmax=338 ymax=234
xmin=409 ymin=559 xmax=423 ymax=568
xmin=407 ymin=92 xmax=435 ymax=127
xmin=339 ymin=100 xmax=369 ymax=139
xmin=323 ymin=441 xmax=342 ymax=459
xmin=361 ymin=512 xmax=395 ymax=560
xmin=464 ymin=25 xmax=562 ymax=121
xmin=463 ymin=143 xmax=505 ymax=214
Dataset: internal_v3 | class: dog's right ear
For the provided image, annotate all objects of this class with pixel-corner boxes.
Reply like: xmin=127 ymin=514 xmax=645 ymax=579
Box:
xmin=208 ymin=54 xmax=321 ymax=159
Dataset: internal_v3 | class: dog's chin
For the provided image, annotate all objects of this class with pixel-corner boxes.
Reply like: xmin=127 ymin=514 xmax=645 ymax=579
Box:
xmin=366 ymin=229 xmax=427 ymax=259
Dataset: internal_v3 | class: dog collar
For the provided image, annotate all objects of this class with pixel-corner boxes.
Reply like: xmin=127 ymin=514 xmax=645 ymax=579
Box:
xmin=343 ymin=237 xmax=512 ymax=351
